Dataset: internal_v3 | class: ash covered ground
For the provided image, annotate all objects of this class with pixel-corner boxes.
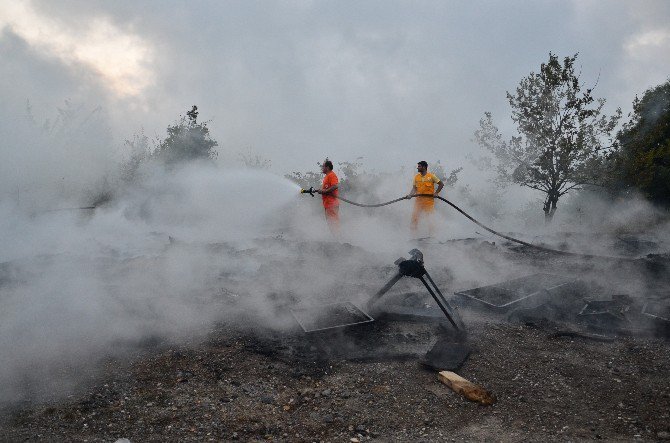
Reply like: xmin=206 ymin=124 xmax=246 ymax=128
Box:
xmin=1 ymin=236 xmax=669 ymax=442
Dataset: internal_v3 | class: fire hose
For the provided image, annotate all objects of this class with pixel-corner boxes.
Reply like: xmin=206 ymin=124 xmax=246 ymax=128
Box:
xmin=300 ymin=186 xmax=640 ymax=260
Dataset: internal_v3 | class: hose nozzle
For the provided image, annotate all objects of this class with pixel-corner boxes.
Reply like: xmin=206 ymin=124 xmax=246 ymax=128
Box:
xmin=300 ymin=186 xmax=316 ymax=197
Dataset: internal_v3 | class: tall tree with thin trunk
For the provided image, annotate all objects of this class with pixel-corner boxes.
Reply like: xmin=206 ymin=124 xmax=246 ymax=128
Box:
xmin=474 ymin=53 xmax=621 ymax=223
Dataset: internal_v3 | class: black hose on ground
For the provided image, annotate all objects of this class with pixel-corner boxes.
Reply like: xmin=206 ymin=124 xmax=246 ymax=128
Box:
xmin=334 ymin=193 xmax=636 ymax=260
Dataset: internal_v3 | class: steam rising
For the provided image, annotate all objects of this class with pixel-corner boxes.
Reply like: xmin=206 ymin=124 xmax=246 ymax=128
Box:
xmin=0 ymin=162 xmax=308 ymax=404
xmin=0 ymin=108 xmax=668 ymax=408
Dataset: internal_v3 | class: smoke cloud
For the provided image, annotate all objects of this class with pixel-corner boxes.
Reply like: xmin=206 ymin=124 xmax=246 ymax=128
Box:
xmin=1 ymin=0 xmax=669 ymax=408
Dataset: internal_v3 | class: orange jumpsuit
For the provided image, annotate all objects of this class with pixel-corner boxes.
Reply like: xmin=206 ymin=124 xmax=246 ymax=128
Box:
xmin=321 ymin=171 xmax=339 ymax=233
xmin=411 ymin=172 xmax=441 ymax=233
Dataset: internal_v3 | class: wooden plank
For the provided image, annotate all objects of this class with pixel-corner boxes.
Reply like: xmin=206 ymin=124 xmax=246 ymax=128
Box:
xmin=438 ymin=371 xmax=496 ymax=406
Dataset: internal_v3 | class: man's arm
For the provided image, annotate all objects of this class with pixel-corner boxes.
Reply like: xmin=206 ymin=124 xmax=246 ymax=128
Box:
xmin=435 ymin=180 xmax=444 ymax=195
xmin=318 ymin=183 xmax=338 ymax=194
xmin=406 ymin=184 xmax=417 ymax=199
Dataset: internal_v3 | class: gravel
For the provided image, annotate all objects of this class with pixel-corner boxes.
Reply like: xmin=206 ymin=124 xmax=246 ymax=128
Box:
xmin=1 ymin=238 xmax=669 ymax=441
xmin=0 ymin=319 xmax=668 ymax=442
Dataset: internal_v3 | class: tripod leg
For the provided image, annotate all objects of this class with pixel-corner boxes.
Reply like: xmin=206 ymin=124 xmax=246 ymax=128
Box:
xmin=366 ymin=272 xmax=403 ymax=313
xmin=423 ymin=271 xmax=465 ymax=330
xmin=419 ymin=276 xmax=462 ymax=331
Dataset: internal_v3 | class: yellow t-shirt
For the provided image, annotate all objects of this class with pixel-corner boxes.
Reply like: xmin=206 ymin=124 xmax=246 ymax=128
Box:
xmin=414 ymin=172 xmax=441 ymax=207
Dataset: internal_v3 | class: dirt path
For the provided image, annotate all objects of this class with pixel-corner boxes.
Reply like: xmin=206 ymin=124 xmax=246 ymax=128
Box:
xmin=2 ymin=320 xmax=669 ymax=442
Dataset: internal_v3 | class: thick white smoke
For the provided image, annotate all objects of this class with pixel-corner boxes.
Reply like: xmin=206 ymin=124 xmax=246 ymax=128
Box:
xmin=0 ymin=103 xmax=668 ymax=408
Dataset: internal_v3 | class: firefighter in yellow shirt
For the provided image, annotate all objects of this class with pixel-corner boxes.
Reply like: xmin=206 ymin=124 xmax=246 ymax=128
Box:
xmin=406 ymin=161 xmax=444 ymax=234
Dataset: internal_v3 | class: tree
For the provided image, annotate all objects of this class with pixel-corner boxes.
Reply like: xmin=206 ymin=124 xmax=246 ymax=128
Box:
xmin=238 ymin=148 xmax=272 ymax=170
xmin=153 ymin=105 xmax=218 ymax=165
xmin=12 ymin=100 xmax=115 ymax=208
xmin=120 ymin=129 xmax=150 ymax=184
xmin=429 ymin=160 xmax=462 ymax=188
xmin=609 ymin=79 xmax=670 ymax=206
xmin=285 ymin=164 xmax=323 ymax=191
xmin=474 ymin=53 xmax=621 ymax=223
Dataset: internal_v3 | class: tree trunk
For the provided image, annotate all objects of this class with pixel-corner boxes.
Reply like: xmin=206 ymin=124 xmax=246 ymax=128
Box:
xmin=543 ymin=191 xmax=559 ymax=224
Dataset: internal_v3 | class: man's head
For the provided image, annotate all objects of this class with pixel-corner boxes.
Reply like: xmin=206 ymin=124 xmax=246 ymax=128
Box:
xmin=417 ymin=161 xmax=428 ymax=174
xmin=321 ymin=159 xmax=333 ymax=174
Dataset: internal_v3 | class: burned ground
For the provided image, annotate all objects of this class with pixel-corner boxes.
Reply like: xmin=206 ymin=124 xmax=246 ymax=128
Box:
xmin=0 ymin=238 xmax=669 ymax=442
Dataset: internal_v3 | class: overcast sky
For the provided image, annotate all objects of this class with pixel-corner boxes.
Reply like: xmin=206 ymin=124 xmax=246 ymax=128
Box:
xmin=1 ymin=0 xmax=669 ymax=173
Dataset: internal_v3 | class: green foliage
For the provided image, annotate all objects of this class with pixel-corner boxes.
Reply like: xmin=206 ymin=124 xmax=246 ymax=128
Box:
xmin=337 ymin=158 xmax=365 ymax=194
xmin=153 ymin=105 xmax=218 ymax=166
xmin=120 ymin=106 xmax=219 ymax=185
xmin=27 ymin=99 xmax=113 ymax=148
xmin=430 ymin=161 xmax=461 ymax=187
xmin=120 ymin=130 xmax=150 ymax=184
xmin=18 ymin=100 xmax=115 ymax=207
xmin=238 ymin=148 xmax=272 ymax=170
xmin=610 ymin=79 xmax=670 ymax=206
xmin=456 ymin=184 xmax=504 ymax=222
xmin=285 ymin=164 xmax=324 ymax=191
xmin=475 ymin=53 xmax=621 ymax=222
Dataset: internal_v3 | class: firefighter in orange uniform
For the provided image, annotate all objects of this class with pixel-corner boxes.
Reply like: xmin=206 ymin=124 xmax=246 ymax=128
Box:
xmin=316 ymin=159 xmax=340 ymax=233
xmin=407 ymin=160 xmax=443 ymax=234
